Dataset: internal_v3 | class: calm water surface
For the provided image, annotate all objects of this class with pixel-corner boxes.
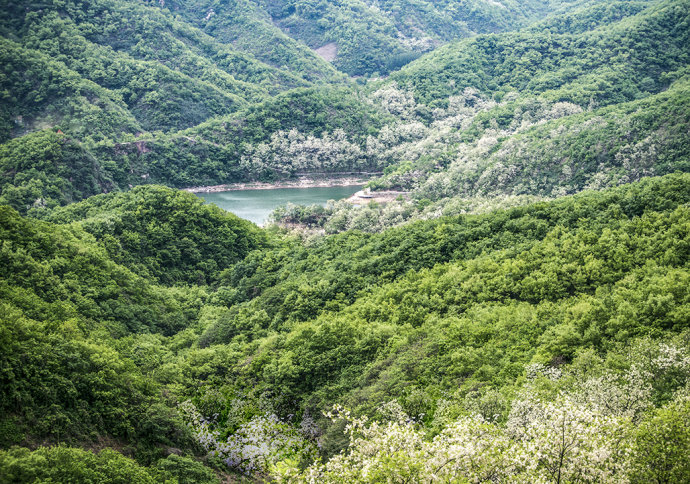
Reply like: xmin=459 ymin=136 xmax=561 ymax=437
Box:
xmin=197 ymin=185 xmax=362 ymax=225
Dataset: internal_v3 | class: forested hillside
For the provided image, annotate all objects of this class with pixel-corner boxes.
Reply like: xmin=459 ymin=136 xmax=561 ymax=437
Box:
xmin=2 ymin=0 xmax=690 ymax=481
xmin=392 ymin=0 xmax=689 ymax=105
xmin=272 ymin=0 xmax=690 ymax=232
xmin=151 ymin=0 xmax=573 ymax=76
xmin=2 ymin=0 xmax=689 ymax=214
xmin=3 ymin=175 xmax=690 ymax=481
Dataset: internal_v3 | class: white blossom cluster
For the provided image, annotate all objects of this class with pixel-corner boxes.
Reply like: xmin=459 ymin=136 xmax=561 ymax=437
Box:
xmin=417 ymin=101 xmax=587 ymax=203
xmin=178 ymin=400 xmax=221 ymax=452
xmin=178 ymin=400 xmax=317 ymax=475
xmin=240 ymin=128 xmax=369 ymax=177
xmin=367 ymin=83 xmax=419 ymax=120
xmin=276 ymin=398 xmax=631 ymax=483
xmin=269 ymin=85 xmax=602 ymax=234
xmin=573 ymin=366 xmax=653 ymax=421
xmin=216 ymin=414 xmax=318 ymax=474
xmin=525 ymin=362 xmax=563 ymax=381
xmin=395 ymin=32 xmax=436 ymax=51
xmin=263 ymin=75 xmax=675 ymax=236
xmin=273 ymin=341 xmax=690 ymax=482
xmin=570 ymin=340 xmax=690 ymax=421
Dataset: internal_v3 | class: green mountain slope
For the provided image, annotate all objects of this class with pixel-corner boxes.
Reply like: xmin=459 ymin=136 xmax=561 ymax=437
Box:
xmin=422 ymin=75 xmax=690 ymax=199
xmin=0 ymin=38 xmax=142 ymax=143
xmin=184 ymin=174 xmax=690 ymax=469
xmin=0 ymin=204 xmax=205 ymax=460
xmin=0 ymin=130 xmax=112 ymax=213
xmin=1 ymin=0 xmax=690 ymax=479
xmin=0 ymin=0 xmax=357 ymax=144
xmin=3 ymin=175 xmax=688 ymax=479
xmin=43 ymin=185 xmax=265 ymax=285
xmin=273 ymin=73 xmax=690 ymax=232
xmin=151 ymin=0 xmax=345 ymax=80
xmin=1 ymin=0 xmax=332 ymax=91
xmin=81 ymin=85 xmax=392 ymax=189
xmin=159 ymin=0 xmax=594 ymax=76
xmin=0 ymin=205 xmax=202 ymax=336
xmin=207 ymin=173 xmax=690 ymax=339
xmin=391 ymin=0 xmax=690 ymax=106
xmin=3 ymin=0 xmax=688 ymax=212
xmin=0 ymin=188 xmax=265 ymax=476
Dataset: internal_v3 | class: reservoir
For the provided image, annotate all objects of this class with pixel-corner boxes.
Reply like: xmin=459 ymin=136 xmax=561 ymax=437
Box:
xmin=197 ymin=185 xmax=363 ymax=225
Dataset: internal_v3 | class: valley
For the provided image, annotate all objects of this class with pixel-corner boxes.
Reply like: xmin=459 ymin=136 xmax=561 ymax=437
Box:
xmin=1 ymin=0 xmax=689 ymax=482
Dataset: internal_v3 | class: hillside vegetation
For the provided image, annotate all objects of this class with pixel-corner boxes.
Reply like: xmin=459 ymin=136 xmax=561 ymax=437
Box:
xmin=2 ymin=0 xmax=689 ymax=214
xmin=1 ymin=0 xmax=690 ymax=481
xmin=154 ymin=0 xmax=574 ymax=77
xmin=44 ymin=185 xmax=265 ymax=285
xmin=2 ymin=175 xmax=690 ymax=480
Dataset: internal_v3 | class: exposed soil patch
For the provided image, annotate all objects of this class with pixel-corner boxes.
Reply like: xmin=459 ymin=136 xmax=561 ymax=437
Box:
xmin=315 ymin=42 xmax=338 ymax=62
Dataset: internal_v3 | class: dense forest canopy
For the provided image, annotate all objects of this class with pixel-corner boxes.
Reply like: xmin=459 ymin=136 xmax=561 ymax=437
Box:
xmin=1 ymin=0 xmax=690 ymax=481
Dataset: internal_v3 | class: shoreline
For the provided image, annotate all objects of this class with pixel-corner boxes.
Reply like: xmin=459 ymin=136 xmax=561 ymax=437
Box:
xmin=184 ymin=174 xmax=378 ymax=193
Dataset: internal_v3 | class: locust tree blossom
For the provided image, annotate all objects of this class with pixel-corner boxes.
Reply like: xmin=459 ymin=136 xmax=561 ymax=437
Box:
xmin=179 ymin=400 xmax=317 ymax=475
xmin=508 ymin=396 xmax=632 ymax=483
xmin=276 ymin=398 xmax=633 ymax=483
xmin=368 ymin=84 xmax=418 ymax=119
xmin=269 ymin=341 xmax=690 ymax=482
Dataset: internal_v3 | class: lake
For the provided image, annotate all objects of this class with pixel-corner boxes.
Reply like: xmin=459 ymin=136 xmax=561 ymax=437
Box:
xmin=196 ymin=185 xmax=363 ymax=225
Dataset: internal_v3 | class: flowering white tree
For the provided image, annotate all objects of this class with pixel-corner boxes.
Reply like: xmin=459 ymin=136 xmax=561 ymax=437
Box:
xmin=240 ymin=128 xmax=368 ymax=177
xmin=179 ymin=400 xmax=317 ymax=475
xmin=507 ymin=396 xmax=632 ymax=483
xmin=573 ymin=367 xmax=653 ymax=421
xmin=266 ymin=341 xmax=690 ymax=482
xmin=216 ymin=414 xmax=318 ymax=475
xmin=426 ymin=415 xmax=518 ymax=482
xmin=368 ymin=83 xmax=418 ymax=120
xmin=275 ymin=398 xmax=633 ymax=483
xmin=285 ymin=405 xmax=429 ymax=483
